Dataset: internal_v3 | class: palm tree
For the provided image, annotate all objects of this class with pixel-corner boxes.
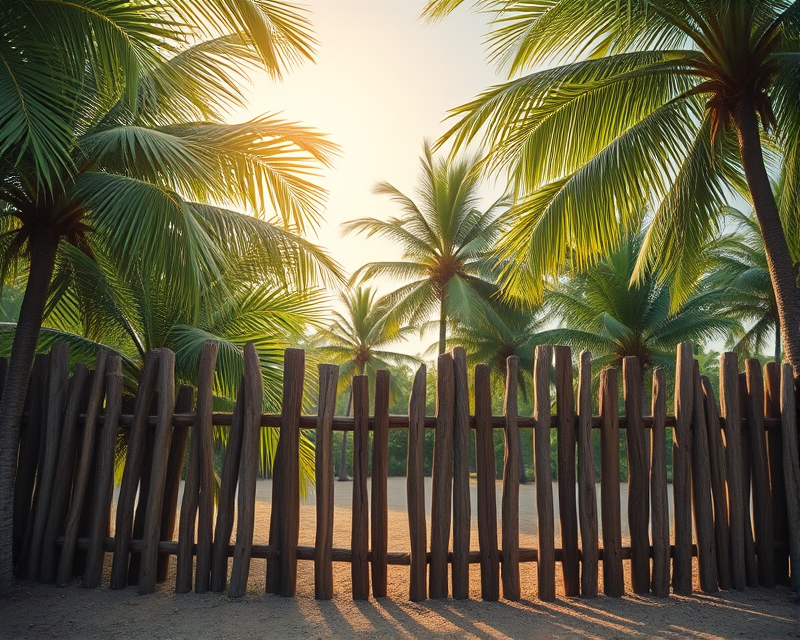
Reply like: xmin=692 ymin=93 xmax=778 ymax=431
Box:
xmin=423 ymin=0 xmax=800 ymax=378
xmin=313 ymin=287 xmax=420 ymax=480
xmin=343 ymin=142 xmax=504 ymax=355
xmin=0 ymin=0 xmax=332 ymax=589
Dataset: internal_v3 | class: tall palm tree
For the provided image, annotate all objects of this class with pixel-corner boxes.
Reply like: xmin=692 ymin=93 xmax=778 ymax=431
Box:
xmin=343 ymin=142 xmax=504 ymax=355
xmin=423 ymin=0 xmax=800 ymax=378
xmin=314 ymin=287 xmax=420 ymax=480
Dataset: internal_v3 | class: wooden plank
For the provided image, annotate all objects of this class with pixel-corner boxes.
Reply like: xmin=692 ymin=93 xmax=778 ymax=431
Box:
xmin=501 ymin=355 xmax=521 ymax=601
xmin=623 ymin=356 xmax=649 ymax=595
xmin=764 ymin=362 xmax=789 ymax=586
xmin=577 ymin=351 xmax=598 ymax=597
xmin=555 ymin=346 xmax=579 ymax=597
xmin=475 ymin=364 xmax=499 ymax=601
xmin=210 ymin=385 xmax=246 ymax=593
xmin=672 ymin=342 xmax=694 ymax=595
xmin=315 ymin=364 xmax=339 ymax=600
xmin=740 ymin=372 xmax=758 ymax=587
xmin=600 ymin=367 xmax=623 ymax=597
xmin=534 ymin=345 xmax=555 ymax=601
xmin=691 ymin=361 xmax=718 ymax=593
xmin=720 ymin=352 xmax=746 ymax=589
xmin=744 ymin=359 xmax=775 ymax=587
xmin=650 ymin=368 xmax=670 ymax=596
xmin=351 ymin=374 xmax=369 ymax=600
xmin=701 ymin=375 xmax=731 ymax=591
xmin=451 ymin=346 xmax=471 ymax=600
xmin=228 ymin=343 xmax=263 ymax=599
xmin=779 ymin=364 xmax=800 ymax=592
xmin=41 ymin=364 xmax=89 ymax=583
xmin=157 ymin=385 xmax=194 ymax=583
xmin=111 ymin=350 xmax=158 ymax=589
xmin=83 ymin=356 xmax=123 ymax=588
xmin=57 ymin=350 xmax=108 ymax=586
xmin=26 ymin=342 xmax=69 ymax=581
xmin=127 ymin=399 xmax=155 ymax=586
xmin=371 ymin=370 xmax=390 ymax=598
xmin=429 ymin=352 xmax=454 ymax=599
xmin=407 ymin=365 xmax=427 ymax=602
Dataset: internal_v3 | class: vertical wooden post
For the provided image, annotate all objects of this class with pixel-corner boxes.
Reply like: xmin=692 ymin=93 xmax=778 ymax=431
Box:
xmin=691 ymin=361 xmax=718 ymax=593
xmin=622 ymin=356 xmax=649 ymax=594
xmin=555 ymin=346 xmax=579 ymax=597
xmin=577 ymin=351 xmax=598 ymax=597
xmin=475 ymin=364 xmax=499 ymax=601
xmin=764 ymin=362 xmax=789 ymax=586
xmin=111 ymin=350 xmax=158 ymax=590
xmin=740 ymin=373 xmax=758 ymax=587
xmin=407 ymin=365 xmax=427 ymax=602
xmin=315 ymin=364 xmax=339 ymax=600
xmin=138 ymin=349 xmax=176 ymax=594
xmin=127 ymin=401 xmax=155 ymax=586
xmin=351 ymin=374 xmax=370 ymax=600
xmin=451 ymin=347 xmax=471 ymax=600
xmin=84 ymin=356 xmax=123 ymax=589
xmin=672 ymin=342 xmax=694 ymax=595
xmin=501 ymin=356 xmax=521 ymax=601
xmin=430 ymin=352 xmax=454 ymax=599
xmin=371 ymin=370 xmax=390 ymax=598
xmin=600 ymin=367 xmax=624 ymax=597
xmin=228 ymin=343 xmax=262 ymax=599
xmin=650 ymin=368 xmax=670 ymax=596
xmin=534 ymin=345 xmax=555 ymax=601
xmin=701 ymin=376 xmax=731 ymax=590
xmin=720 ymin=352 xmax=746 ymax=589
xmin=744 ymin=359 xmax=775 ymax=587
xmin=779 ymin=364 xmax=800 ymax=592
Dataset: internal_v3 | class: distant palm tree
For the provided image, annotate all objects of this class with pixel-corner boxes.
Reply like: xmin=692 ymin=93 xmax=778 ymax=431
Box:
xmin=314 ymin=287 xmax=420 ymax=480
xmin=343 ymin=142 xmax=504 ymax=355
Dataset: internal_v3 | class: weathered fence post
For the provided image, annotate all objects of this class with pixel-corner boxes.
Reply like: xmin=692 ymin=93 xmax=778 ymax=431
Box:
xmin=452 ymin=347 xmax=471 ymax=600
xmin=577 ymin=351 xmax=598 ymax=597
xmin=764 ymin=362 xmax=789 ymax=586
xmin=501 ymin=355 xmax=521 ymax=601
xmin=371 ymin=370 xmax=390 ymax=598
xmin=475 ymin=364 xmax=499 ymax=601
xmin=650 ymin=368 xmax=670 ymax=596
xmin=534 ymin=345 xmax=555 ymax=601
xmin=315 ymin=364 xmax=338 ymax=600
xmin=600 ymin=367 xmax=623 ymax=597
xmin=672 ymin=342 xmax=693 ymax=595
xmin=351 ymin=375 xmax=369 ymax=600
xmin=779 ymin=364 xmax=800 ymax=592
xmin=407 ymin=365 xmax=427 ymax=602
xmin=740 ymin=373 xmax=758 ymax=587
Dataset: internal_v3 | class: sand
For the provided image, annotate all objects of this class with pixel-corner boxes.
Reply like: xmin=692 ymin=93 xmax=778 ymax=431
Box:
xmin=1 ymin=478 xmax=797 ymax=639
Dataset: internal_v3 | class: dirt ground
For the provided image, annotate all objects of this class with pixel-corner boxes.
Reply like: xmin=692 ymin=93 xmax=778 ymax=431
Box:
xmin=2 ymin=478 xmax=798 ymax=639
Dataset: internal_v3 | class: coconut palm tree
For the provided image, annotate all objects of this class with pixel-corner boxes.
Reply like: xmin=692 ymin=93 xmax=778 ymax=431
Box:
xmin=423 ymin=0 xmax=800 ymax=378
xmin=343 ymin=141 xmax=505 ymax=356
xmin=313 ymin=287 xmax=420 ymax=480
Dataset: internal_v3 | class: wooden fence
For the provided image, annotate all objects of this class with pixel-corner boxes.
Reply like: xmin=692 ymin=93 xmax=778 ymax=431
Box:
xmin=11 ymin=341 xmax=800 ymax=600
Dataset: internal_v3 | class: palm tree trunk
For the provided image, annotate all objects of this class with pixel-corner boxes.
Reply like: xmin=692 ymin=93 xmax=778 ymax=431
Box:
xmin=438 ymin=294 xmax=447 ymax=356
xmin=734 ymin=99 xmax=800 ymax=380
xmin=775 ymin=320 xmax=781 ymax=364
xmin=0 ymin=233 xmax=59 ymax=591
xmin=338 ymin=389 xmax=352 ymax=481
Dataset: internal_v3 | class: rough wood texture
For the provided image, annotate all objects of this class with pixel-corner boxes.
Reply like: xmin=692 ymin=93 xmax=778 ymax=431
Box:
xmin=475 ymin=364 xmax=499 ymax=601
xmin=534 ymin=345 xmax=556 ymax=601
xmin=371 ymin=370 xmax=390 ymax=598
xmin=672 ymin=342 xmax=694 ymax=595
xmin=622 ymin=356 xmax=649 ymax=595
xmin=701 ymin=375 xmax=731 ymax=591
xmin=407 ymin=365 xmax=427 ymax=602
xmin=555 ymin=346 xmax=579 ymax=597
xmin=779 ymin=364 xmax=800 ymax=592
xmin=576 ymin=351 xmax=598 ymax=596
xmin=744 ymin=359 xmax=775 ymax=588
xmin=764 ymin=362 xmax=789 ymax=586
xmin=451 ymin=347 xmax=471 ymax=600
xmin=110 ymin=349 xmax=158 ymax=590
xmin=27 ymin=342 xmax=69 ymax=581
xmin=501 ymin=355 xmax=521 ymax=601
xmin=210 ymin=385 xmax=246 ymax=593
xmin=351 ymin=375 xmax=370 ymax=600
xmin=315 ymin=364 xmax=339 ymax=600
xmin=600 ymin=367 xmax=623 ymax=597
xmin=691 ymin=361 xmax=718 ymax=593
xmin=429 ymin=352 xmax=454 ymax=600
xmin=84 ymin=357 xmax=123 ymax=589
xmin=57 ymin=351 xmax=108 ymax=587
xmin=139 ymin=349 xmax=176 ymax=594
xmin=127 ymin=404 xmax=155 ymax=586
xmin=720 ymin=352 xmax=746 ymax=589
xmin=194 ymin=342 xmax=219 ymax=594
xmin=650 ymin=368 xmax=670 ymax=596
xmin=228 ymin=343 xmax=262 ymax=599
xmin=157 ymin=386 xmax=194 ymax=583
xmin=740 ymin=373 xmax=758 ymax=587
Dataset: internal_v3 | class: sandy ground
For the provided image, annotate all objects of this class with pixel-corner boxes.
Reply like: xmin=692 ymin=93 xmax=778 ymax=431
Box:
xmin=2 ymin=478 xmax=798 ymax=639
